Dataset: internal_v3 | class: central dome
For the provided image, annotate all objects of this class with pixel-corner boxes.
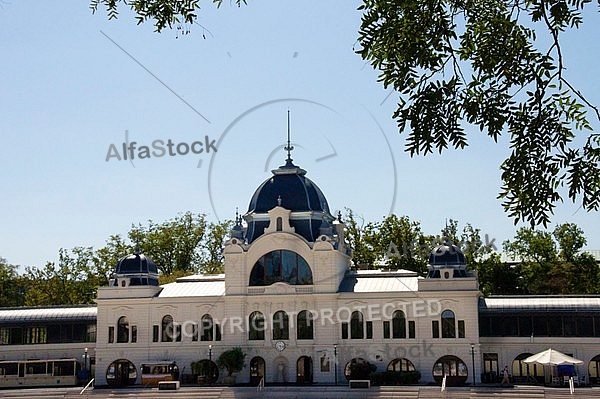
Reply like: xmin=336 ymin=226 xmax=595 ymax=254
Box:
xmin=244 ymin=158 xmax=334 ymax=243
xmin=247 ymin=160 xmax=330 ymax=214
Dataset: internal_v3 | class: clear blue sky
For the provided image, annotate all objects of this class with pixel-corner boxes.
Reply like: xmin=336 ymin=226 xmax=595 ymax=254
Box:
xmin=1 ymin=1 xmax=598 ymax=268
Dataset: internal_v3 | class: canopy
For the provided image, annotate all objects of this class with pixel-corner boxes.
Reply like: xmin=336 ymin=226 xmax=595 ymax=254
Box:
xmin=523 ymin=348 xmax=583 ymax=365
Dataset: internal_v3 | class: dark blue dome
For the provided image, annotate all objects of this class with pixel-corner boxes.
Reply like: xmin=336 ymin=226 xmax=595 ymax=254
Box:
xmin=244 ymin=160 xmax=334 ymax=244
xmin=113 ymin=250 xmax=159 ymax=286
xmin=429 ymin=243 xmax=466 ymax=266
xmin=247 ymin=163 xmax=330 ymax=214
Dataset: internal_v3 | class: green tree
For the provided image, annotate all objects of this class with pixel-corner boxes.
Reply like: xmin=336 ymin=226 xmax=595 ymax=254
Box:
xmin=199 ymin=220 xmax=232 ymax=275
xmin=0 ymin=257 xmax=26 ymax=307
xmin=128 ymin=212 xmax=208 ymax=275
xmin=343 ymin=208 xmax=377 ymax=268
xmin=23 ymin=247 xmax=100 ymax=306
xmin=375 ymin=214 xmax=429 ymax=273
xmin=216 ymin=347 xmax=246 ymax=377
xmin=358 ymin=0 xmax=600 ymax=227
xmin=503 ymin=223 xmax=598 ymax=294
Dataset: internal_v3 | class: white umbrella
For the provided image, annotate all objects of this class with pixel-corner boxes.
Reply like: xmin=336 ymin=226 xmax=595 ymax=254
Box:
xmin=523 ymin=348 xmax=583 ymax=365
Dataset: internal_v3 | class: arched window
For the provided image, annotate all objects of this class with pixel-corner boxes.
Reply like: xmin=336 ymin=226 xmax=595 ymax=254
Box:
xmin=512 ymin=352 xmax=544 ymax=380
xmin=249 ymin=250 xmax=313 ymax=286
xmin=589 ymin=354 xmax=600 ymax=382
xmin=276 ymin=217 xmax=283 ymax=231
xmin=441 ymin=310 xmax=456 ymax=338
xmin=249 ymin=311 xmax=265 ymax=340
xmin=350 ymin=311 xmax=364 ymax=339
xmin=297 ymin=310 xmax=314 ymax=340
xmin=272 ymin=311 xmax=289 ymax=340
xmin=117 ymin=316 xmax=129 ymax=343
xmin=392 ymin=310 xmax=406 ymax=339
xmin=201 ymin=314 xmax=213 ymax=341
xmin=388 ymin=358 xmax=416 ymax=372
xmin=433 ymin=355 xmax=468 ymax=385
xmin=161 ymin=315 xmax=173 ymax=342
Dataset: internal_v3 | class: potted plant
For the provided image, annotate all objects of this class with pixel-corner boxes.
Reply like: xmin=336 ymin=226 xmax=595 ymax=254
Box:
xmin=216 ymin=347 xmax=246 ymax=385
xmin=191 ymin=360 xmax=211 ymax=384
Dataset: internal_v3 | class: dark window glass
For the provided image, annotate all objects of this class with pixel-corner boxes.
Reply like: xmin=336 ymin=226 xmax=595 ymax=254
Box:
xmin=350 ymin=311 xmax=364 ymax=339
xmin=86 ymin=324 xmax=96 ymax=342
xmin=72 ymin=323 xmax=86 ymax=342
xmin=432 ymin=320 xmax=439 ymax=338
xmin=152 ymin=325 xmax=159 ymax=342
xmin=479 ymin=316 xmax=491 ymax=337
xmin=175 ymin=324 xmax=182 ymax=342
xmin=117 ymin=316 xmax=129 ymax=343
xmin=383 ymin=321 xmax=390 ymax=339
xmin=249 ymin=311 xmax=265 ymax=340
xmin=192 ymin=323 xmax=198 ymax=341
xmin=502 ymin=316 xmax=518 ymax=336
xmin=366 ymin=321 xmax=373 ymax=339
xmin=341 ymin=322 xmax=348 ymax=339
xmin=131 ymin=326 xmax=137 ymax=343
xmin=162 ymin=315 xmax=174 ymax=342
xmin=441 ymin=310 xmax=456 ymax=338
xmin=297 ymin=310 xmax=314 ymax=340
xmin=548 ymin=316 xmax=563 ymax=336
xmin=108 ymin=326 xmax=114 ymax=344
xmin=578 ymin=316 xmax=593 ymax=337
xmin=281 ymin=251 xmax=297 ymax=285
xmin=409 ymin=321 xmax=416 ymax=338
xmin=215 ymin=324 xmax=221 ymax=341
xmin=47 ymin=325 xmax=61 ymax=343
xmin=392 ymin=310 xmax=406 ymax=338
xmin=564 ymin=317 xmax=577 ymax=337
xmin=519 ymin=316 xmax=532 ymax=337
xmin=249 ymin=250 xmax=312 ymax=286
xmin=273 ymin=311 xmax=289 ymax=340
xmin=458 ymin=320 xmax=465 ymax=338
xmin=201 ymin=314 xmax=214 ymax=341
xmin=533 ymin=316 xmax=548 ymax=336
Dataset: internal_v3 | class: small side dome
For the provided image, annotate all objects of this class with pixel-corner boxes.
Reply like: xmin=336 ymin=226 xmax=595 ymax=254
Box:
xmin=429 ymin=242 xmax=466 ymax=266
xmin=116 ymin=250 xmax=159 ymax=274
xmin=112 ymin=250 xmax=159 ymax=287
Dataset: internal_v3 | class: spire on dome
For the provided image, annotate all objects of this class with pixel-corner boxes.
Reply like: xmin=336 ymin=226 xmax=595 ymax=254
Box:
xmin=284 ymin=109 xmax=295 ymax=166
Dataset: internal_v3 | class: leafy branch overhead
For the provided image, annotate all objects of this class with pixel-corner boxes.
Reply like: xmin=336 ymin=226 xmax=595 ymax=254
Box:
xmin=357 ymin=0 xmax=600 ymax=226
xmin=89 ymin=0 xmax=600 ymax=226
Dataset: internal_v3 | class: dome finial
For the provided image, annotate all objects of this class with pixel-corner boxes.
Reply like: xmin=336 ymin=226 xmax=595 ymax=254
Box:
xmin=284 ymin=109 xmax=294 ymax=166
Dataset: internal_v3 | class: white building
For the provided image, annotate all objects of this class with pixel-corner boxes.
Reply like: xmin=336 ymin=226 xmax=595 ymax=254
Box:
xmin=95 ymin=153 xmax=483 ymax=386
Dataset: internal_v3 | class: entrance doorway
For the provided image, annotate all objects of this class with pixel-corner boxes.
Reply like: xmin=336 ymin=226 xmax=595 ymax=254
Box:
xmin=250 ymin=356 xmax=265 ymax=386
xmin=296 ymin=356 xmax=313 ymax=384
xmin=106 ymin=359 xmax=137 ymax=386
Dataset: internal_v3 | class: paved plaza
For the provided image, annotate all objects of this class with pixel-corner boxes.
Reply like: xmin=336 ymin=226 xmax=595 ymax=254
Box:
xmin=0 ymin=385 xmax=599 ymax=399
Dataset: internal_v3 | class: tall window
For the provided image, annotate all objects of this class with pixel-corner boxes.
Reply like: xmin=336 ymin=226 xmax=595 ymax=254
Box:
xmin=201 ymin=314 xmax=214 ymax=341
xmin=117 ymin=316 xmax=129 ymax=343
xmin=297 ymin=310 xmax=314 ymax=340
xmin=249 ymin=311 xmax=265 ymax=340
xmin=108 ymin=326 xmax=114 ymax=343
xmin=249 ymin=250 xmax=313 ymax=286
xmin=152 ymin=325 xmax=159 ymax=342
xmin=392 ymin=310 xmax=406 ymax=338
xmin=350 ymin=311 xmax=364 ymax=339
xmin=441 ymin=310 xmax=456 ymax=338
xmin=273 ymin=311 xmax=289 ymax=340
xmin=162 ymin=315 xmax=174 ymax=342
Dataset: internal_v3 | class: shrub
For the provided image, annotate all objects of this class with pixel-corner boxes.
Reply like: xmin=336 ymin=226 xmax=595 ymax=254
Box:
xmin=348 ymin=360 xmax=377 ymax=380
xmin=216 ymin=347 xmax=246 ymax=376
